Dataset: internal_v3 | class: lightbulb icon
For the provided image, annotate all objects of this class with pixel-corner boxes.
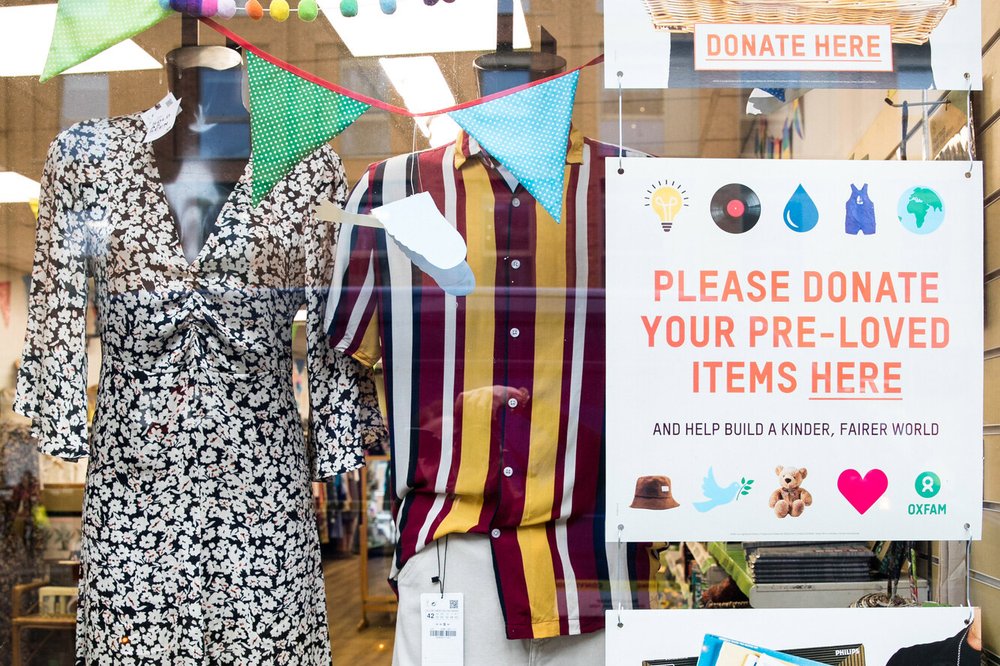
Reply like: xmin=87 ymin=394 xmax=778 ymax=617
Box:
xmin=644 ymin=180 xmax=688 ymax=232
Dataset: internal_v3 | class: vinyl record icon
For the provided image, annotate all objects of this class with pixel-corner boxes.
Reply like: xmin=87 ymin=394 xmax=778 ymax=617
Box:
xmin=710 ymin=183 xmax=761 ymax=234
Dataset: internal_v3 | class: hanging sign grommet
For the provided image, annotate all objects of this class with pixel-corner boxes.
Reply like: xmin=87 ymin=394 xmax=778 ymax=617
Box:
xmin=965 ymin=73 xmax=975 ymax=179
xmin=617 ymin=71 xmax=625 ymax=175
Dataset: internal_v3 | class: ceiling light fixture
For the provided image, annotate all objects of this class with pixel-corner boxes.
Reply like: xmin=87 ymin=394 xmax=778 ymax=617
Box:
xmin=320 ymin=0 xmax=530 ymax=57
xmin=379 ymin=56 xmax=462 ymax=148
xmin=0 ymin=172 xmax=41 ymax=204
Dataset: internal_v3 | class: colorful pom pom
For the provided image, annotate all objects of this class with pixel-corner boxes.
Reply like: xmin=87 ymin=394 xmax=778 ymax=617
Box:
xmin=298 ymin=0 xmax=319 ymax=21
xmin=246 ymin=0 xmax=265 ymax=19
xmin=270 ymin=0 xmax=290 ymax=21
xmin=380 ymin=0 xmax=396 ymax=13
xmin=217 ymin=0 xmax=237 ymax=18
xmin=340 ymin=0 xmax=358 ymax=17
xmin=199 ymin=0 xmax=218 ymax=16
xmin=159 ymin=0 xmax=173 ymax=9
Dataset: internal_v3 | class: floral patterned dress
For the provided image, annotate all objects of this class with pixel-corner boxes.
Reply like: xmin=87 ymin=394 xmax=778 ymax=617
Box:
xmin=15 ymin=115 xmax=383 ymax=665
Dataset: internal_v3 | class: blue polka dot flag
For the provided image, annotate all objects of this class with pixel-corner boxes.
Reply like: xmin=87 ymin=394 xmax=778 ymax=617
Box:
xmin=447 ymin=70 xmax=580 ymax=223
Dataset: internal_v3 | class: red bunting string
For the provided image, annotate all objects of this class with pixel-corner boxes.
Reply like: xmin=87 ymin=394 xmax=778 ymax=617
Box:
xmin=199 ymin=17 xmax=603 ymax=117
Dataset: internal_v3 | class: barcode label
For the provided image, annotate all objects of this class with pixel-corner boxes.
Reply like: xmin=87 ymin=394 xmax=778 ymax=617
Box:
xmin=421 ymin=592 xmax=463 ymax=665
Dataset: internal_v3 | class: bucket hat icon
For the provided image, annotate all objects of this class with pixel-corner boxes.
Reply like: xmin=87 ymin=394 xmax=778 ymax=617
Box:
xmin=630 ymin=475 xmax=680 ymax=510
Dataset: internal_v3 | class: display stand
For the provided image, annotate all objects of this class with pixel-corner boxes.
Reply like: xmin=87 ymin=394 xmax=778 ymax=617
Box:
xmin=357 ymin=455 xmax=397 ymax=630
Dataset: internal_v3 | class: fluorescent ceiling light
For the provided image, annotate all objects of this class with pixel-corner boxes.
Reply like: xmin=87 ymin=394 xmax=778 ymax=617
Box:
xmin=380 ymin=56 xmax=462 ymax=148
xmin=0 ymin=172 xmax=41 ymax=204
xmin=321 ymin=0 xmax=530 ymax=57
xmin=0 ymin=4 xmax=161 ymax=78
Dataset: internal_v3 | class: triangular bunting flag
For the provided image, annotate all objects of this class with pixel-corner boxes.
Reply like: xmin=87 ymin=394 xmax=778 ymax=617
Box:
xmin=42 ymin=0 xmax=172 ymax=82
xmin=247 ymin=52 xmax=371 ymax=206
xmin=447 ymin=70 xmax=579 ymax=223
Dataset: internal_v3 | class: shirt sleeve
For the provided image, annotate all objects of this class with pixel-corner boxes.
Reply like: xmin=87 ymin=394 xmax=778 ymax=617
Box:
xmin=14 ymin=132 xmax=91 ymax=460
xmin=325 ymin=164 xmax=383 ymax=367
xmin=304 ymin=148 xmax=386 ymax=480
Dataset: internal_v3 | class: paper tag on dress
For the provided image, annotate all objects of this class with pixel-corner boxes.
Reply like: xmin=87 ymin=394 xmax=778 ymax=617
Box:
xmin=420 ymin=593 xmax=463 ymax=666
xmin=140 ymin=93 xmax=182 ymax=143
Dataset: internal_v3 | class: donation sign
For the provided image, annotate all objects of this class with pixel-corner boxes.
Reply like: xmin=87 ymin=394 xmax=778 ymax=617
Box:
xmin=604 ymin=0 xmax=982 ymax=90
xmin=606 ymin=158 xmax=983 ymax=541
xmin=606 ymin=607 xmax=980 ymax=666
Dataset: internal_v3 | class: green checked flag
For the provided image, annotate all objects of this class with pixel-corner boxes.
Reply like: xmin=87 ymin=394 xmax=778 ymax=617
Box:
xmin=42 ymin=0 xmax=172 ymax=82
xmin=247 ymin=52 xmax=371 ymax=206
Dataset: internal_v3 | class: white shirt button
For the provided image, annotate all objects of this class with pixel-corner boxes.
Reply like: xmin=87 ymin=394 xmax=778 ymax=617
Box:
xmin=510 ymin=327 xmax=520 ymax=338
xmin=503 ymin=466 xmax=514 ymax=477
xmin=511 ymin=259 xmax=521 ymax=270
xmin=491 ymin=528 xmax=501 ymax=538
xmin=511 ymin=197 xmax=521 ymax=208
xmin=507 ymin=397 xmax=519 ymax=409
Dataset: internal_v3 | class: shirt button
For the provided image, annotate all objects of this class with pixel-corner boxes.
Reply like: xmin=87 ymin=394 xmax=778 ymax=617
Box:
xmin=507 ymin=398 xmax=518 ymax=409
xmin=511 ymin=259 xmax=521 ymax=270
xmin=503 ymin=466 xmax=514 ymax=477
xmin=491 ymin=528 xmax=501 ymax=538
xmin=511 ymin=197 xmax=521 ymax=208
xmin=510 ymin=327 xmax=520 ymax=338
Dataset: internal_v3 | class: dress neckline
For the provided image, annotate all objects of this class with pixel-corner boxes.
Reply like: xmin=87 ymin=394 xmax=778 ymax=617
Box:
xmin=135 ymin=115 xmax=253 ymax=271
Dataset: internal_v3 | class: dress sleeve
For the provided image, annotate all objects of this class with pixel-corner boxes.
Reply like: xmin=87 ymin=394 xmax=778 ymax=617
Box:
xmin=14 ymin=133 xmax=91 ymax=460
xmin=304 ymin=149 xmax=386 ymax=480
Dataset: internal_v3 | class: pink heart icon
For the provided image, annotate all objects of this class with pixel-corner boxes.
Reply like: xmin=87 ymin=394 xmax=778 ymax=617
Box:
xmin=838 ymin=469 xmax=888 ymax=515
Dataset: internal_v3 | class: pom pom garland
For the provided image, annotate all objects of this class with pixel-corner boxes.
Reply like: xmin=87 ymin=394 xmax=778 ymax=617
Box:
xmin=162 ymin=0 xmax=459 ymax=21
xmin=298 ymin=0 xmax=319 ymax=21
xmin=269 ymin=0 xmax=290 ymax=21
xmin=246 ymin=0 xmax=265 ymax=19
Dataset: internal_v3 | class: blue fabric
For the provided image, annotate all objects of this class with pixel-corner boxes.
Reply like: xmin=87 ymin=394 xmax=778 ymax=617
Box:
xmin=762 ymin=87 xmax=786 ymax=102
xmin=448 ymin=70 xmax=580 ymax=223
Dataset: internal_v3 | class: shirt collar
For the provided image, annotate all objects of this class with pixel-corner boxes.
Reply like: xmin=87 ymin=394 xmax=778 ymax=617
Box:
xmin=453 ymin=127 xmax=585 ymax=170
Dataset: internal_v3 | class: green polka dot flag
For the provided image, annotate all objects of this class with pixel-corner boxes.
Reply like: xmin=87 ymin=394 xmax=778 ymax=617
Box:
xmin=447 ymin=70 xmax=580 ymax=223
xmin=42 ymin=0 xmax=172 ymax=83
xmin=247 ymin=52 xmax=371 ymax=207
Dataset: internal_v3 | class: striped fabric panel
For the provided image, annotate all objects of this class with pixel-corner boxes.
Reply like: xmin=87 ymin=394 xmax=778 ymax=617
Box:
xmin=326 ymin=133 xmax=653 ymax=640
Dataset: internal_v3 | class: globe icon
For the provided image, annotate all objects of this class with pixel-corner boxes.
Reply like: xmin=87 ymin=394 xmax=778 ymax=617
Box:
xmin=897 ymin=186 xmax=945 ymax=234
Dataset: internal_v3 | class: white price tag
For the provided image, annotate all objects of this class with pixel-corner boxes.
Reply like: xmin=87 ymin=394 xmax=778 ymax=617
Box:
xmin=420 ymin=592 xmax=463 ymax=666
xmin=140 ymin=93 xmax=182 ymax=143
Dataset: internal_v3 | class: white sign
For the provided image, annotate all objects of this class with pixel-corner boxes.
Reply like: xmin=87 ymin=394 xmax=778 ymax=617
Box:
xmin=604 ymin=0 xmax=983 ymax=90
xmin=605 ymin=158 xmax=983 ymax=542
xmin=694 ymin=24 xmax=893 ymax=72
xmin=606 ymin=607 xmax=977 ymax=666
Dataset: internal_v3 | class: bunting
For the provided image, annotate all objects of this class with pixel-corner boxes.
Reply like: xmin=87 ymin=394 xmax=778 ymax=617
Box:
xmin=246 ymin=51 xmax=371 ymax=206
xmin=42 ymin=0 xmax=171 ymax=82
xmin=447 ymin=71 xmax=580 ymax=223
xmin=41 ymin=4 xmax=594 ymax=213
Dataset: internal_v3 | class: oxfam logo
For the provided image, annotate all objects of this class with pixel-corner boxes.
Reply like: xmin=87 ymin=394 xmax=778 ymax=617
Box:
xmin=914 ymin=471 xmax=941 ymax=498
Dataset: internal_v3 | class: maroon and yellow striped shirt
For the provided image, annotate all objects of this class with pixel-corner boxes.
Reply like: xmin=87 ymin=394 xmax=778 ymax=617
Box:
xmin=326 ymin=131 xmax=653 ymax=639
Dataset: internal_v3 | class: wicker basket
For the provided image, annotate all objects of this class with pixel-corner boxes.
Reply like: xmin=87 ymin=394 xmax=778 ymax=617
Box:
xmin=641 ymin=0 xmax=956 ymax=45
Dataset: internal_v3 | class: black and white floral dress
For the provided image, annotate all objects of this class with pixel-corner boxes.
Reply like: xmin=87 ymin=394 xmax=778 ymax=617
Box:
xmin=15 ymin=115 xmax=384 ymax=665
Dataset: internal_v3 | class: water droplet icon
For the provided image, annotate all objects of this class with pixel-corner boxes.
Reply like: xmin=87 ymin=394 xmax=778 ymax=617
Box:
xmin=784 ymin=185 xmax=819 ymax=233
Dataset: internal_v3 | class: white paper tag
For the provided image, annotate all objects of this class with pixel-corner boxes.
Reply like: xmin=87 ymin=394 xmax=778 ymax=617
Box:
xmin=371 ymin=192 xmax=467 ymax=270
xmin=141 ymin=93 xmax=182 ymax=143
xmin=420 ymin=592 xmax=463 ymax=666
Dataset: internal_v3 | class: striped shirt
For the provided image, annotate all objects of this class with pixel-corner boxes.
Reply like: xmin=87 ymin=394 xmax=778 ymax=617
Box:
xmin=326 ymin=130 xmax=654 ymax=640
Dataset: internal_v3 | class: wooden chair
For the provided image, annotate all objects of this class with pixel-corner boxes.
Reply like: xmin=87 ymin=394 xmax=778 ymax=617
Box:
xmin=11 ymin=578 xmax=76 ymax=666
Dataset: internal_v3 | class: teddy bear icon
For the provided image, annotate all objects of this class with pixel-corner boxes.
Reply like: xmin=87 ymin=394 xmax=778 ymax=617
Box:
xmin=768 ymin=466 xmax=813 ymax=518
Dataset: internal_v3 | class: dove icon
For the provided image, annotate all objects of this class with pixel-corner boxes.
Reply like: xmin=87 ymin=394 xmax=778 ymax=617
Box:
xmin=693 ymin=468 xmax=748 ymax=513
